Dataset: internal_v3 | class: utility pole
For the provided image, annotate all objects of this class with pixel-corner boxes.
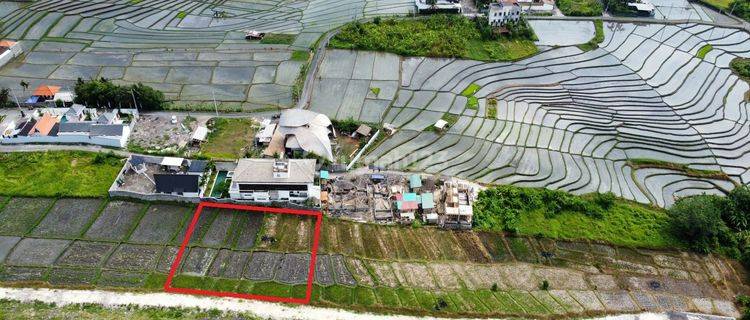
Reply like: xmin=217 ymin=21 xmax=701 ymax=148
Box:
xmin=9 ymin=87 xmax=23 ymax=116
xmin=212 ymin=89 xmax=218 ymax=116
xmin=131 ymin=89 xmax=138 ymax=110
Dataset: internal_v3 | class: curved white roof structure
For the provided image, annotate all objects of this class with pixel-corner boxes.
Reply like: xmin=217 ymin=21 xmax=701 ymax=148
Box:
xmin=278 ymin=109 xmax=334 ymax=161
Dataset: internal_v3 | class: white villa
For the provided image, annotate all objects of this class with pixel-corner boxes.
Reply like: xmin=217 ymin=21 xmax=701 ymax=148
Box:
xmin=229 ymin=158 xmax=319 ymax=203
xmin=489 ymin=0 xmax=522 ymax=26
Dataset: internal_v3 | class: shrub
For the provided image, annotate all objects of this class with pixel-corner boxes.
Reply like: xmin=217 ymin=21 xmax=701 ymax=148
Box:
xmin=728 ymin=186 xmax=750 ymax=231
xmin=593 ymin=192 xmax=616 ymax=210
xmin=668 ymin=195 xmax=733 ymax=253
xmin=731 ymin=57 xmax=750 ymax=79
xmin=557 ymin=0 xmax=603 ymax=16
xmin=0 ymin=88 xmax=12 ymax=108
xmin=540 ymin=280 xmax=550 ymax=290
xmin=331 ymin=118 xmax=361 ymax=134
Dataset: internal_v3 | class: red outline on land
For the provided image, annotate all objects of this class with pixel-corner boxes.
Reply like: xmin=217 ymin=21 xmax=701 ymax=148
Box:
xmin=164 ymin=201 xmax=322 ymax=305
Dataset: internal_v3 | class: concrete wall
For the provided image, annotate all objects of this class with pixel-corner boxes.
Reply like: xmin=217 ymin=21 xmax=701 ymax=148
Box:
xmin=0 ymin=43 xmax=22 ymax=69
xmin=108 ymin=190 xmax=201 ymax=204
xmin=1 ymin=132 xmax=128 ymax=148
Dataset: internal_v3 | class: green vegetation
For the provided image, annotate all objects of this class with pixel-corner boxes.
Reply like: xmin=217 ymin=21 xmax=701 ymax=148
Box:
xmin=292 ymin=55 xmax=311 ymax=103
xmin=370 ymin=87 xmax=380 ymax=96
xmin=331 ymin=118 xmax=366 ymax=135
xmin=0 ymin=88 xmax=13 ymax=108
xmin=291 ymin=50 xmax=310 ymax=61
xmin=330 ymin=15 xmax=538 ymax=62
xmin=75 ymin=78 xmax=166 ymax=111
xmin=697 ymin=44 xmax=713 ymax=59
xmin=0 ymin=151 xmax=123 ymax=197
xmin=731 ymin=57 xmax=750 ymax=80
xmin=176 ymin=11 xmax=187 ymax=19
xmin=0 ymin=299 xmax=261 ymax=319
xmin=728 ymin=0 xmax=750 ymax=22
xmin=556 ymin=0 xmax=603 ymax=16
xmin=626 ymin=158 xmax=730 ymax=180
xmin=260 ymin=33 xmax=296 ymax=45
xmin=129 ymin=0 xmax=143 ymax=4
xmin=461 ymin=83 xmax=481 ymax=96
xmin=699 ymin=0 xmax=733 ymax=9
xmin=461 ymin=83 xmax=481 ymax=110
xmin=441 ymin=113 xmax=459 ymax=127
xmin=578 ymin=20 xmax=604 ymax=51
xmin=486 ymin=98 xmax=497 ymax=118
xmin=199 ymin=118 xmax=259 ymax=160
xmin=473 ymin=185 xmax=679 ymax=248
xmin=667 ymin=187 xmax=750 ymax=266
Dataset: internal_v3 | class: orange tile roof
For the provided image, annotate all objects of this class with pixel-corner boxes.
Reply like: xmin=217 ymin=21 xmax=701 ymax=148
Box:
xmin=30 ymin=113 xmax=57 ymax=136
xmin=32 ymin=85 xmax=60 ymax=97
xmin=0 ymin=40 xmax=16 ymax=48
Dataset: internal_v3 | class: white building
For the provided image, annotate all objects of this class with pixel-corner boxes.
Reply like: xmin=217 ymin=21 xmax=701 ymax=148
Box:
xmin=0 ymin=40 xmax=22 ymax=69
xmin=628 ymin=0 xmax=655 ymax=16
xmin=415 ymin=0 xmax=462 ymax=13
xmin=229 ymin=158 xmax=318 ymax=203
xmin=489 ymin=0 xmax=522 ymax=26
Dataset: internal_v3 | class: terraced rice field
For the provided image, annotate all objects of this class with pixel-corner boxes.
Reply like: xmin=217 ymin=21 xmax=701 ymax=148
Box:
xmin=0 ymin=0 xmax=413 ymax=109
xmin=0 ymin=197 xmax=743 ymax=318
xmin=313 ymin=21 xmax=750 ymax=207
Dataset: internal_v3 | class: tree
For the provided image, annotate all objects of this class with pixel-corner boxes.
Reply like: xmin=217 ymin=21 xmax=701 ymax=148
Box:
xmin=726 ymin=186 xmax=750 ymax=231
xmin=19 ymin=80 xmax=28 ymax=93
xmin=668 ymin=195 xmax=733 ymax=253
xmin=0 ymin=88 xmax=11 ymax=108
xmin=73 ymin=78 xmax=165 ymax=110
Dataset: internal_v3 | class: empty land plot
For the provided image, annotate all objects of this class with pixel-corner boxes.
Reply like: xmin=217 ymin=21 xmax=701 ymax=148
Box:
xmin=0 ymin=152 xmax=122 ymax=197
xmin=0 ymin=198 xmax=53 ymax=236
xmin=55 ymin=241 xmax=115 ymax=268
xmin=128 ymin=204 xmax=190 ymax=244
xmin=5 ymin=238 xmax=70 ymax=267
xmin=105 ymin=244 xmax=162 ymax=271
xmin=30 ymin=198 xmax=102 ymax=239
xmin=200 ymin=118 xmax=260 ymax=160
xmin=84 ymin=201 xmax=145 ymax=241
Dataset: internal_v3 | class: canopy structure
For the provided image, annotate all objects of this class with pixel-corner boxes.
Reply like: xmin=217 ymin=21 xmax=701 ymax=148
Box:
xmin=160 ymin=157 xmax=184 ymax=167
xmin=191 ymin=126 xmax=208 ymax=141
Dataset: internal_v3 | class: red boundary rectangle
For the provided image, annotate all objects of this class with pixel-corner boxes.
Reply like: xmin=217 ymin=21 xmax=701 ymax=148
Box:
xmin=164 ymin=201 xmax=322 ymax=304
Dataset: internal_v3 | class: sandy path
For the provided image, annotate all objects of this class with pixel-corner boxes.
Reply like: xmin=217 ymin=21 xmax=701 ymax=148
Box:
xmin=0 ymin=287 xmax=684 ymax=320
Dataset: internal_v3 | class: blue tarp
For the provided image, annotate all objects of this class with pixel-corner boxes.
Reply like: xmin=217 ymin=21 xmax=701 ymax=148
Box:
xmin=409 ymin=174 xmax=422 ymax=189
xmin=25 ymin=96 xmax=40 ymax=103
xmin=320 ymin=170 xmax=329 ymax=179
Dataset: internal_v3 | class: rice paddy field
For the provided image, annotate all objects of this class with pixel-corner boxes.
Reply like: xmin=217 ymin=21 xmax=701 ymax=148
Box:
xmin=306 ymin=21 xmax=750 ymax=208
xmin=0 ymin=196 xmax=743 ymax=318
xmin=0 ymin=0 xmax=414 ymax=110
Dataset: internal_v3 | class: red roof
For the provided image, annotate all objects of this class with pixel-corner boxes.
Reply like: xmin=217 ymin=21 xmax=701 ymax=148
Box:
xmin=30 ymin=113 xmax=57 ymax=136
xmin=32 ymin=85 xmax=60 ymax=97
xmin=0 ymin=40 xmax=16 ymax=48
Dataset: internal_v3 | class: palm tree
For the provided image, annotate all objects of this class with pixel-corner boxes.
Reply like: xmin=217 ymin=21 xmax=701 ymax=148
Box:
xmin=19 ymin=80 xmax=28 ymax=93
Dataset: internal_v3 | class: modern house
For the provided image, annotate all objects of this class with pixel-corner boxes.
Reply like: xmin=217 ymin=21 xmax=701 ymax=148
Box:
xmin=229 ymin=158 xmax=318 ymax=203
xmin=110 ymin=155 xmax=209 ymax=201
xmin=489 ymin=0 xmax=522 ymax=26
xmin=275 ymin=109 xmax=335 ymax=161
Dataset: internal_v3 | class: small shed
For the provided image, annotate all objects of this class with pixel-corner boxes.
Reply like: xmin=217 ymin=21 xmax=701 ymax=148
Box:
xmin=409 ymin=174 xmax=422 ymax=191
xmin=191 ymin=126 xmax=208 ymax=144
xmin=420 ymin=192 xmax=435 ymax=212
xmin=353 ymin=124 xmax=372 ymax=138
xmin=424 ymin=213 xmax=439 ymax=224
xmin=434 ymin=119 xmax=448 ymax=130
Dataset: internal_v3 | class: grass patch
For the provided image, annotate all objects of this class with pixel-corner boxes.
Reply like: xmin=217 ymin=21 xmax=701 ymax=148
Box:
xmin=465 ymin=96 xmax=479 ymax=110
xmin=176 ymin=11 xmax=187 ymax=19
xmin=370 ymin=87 xmax=381 ymax=97
xmin=323 ymin=285 xmax=354 ymax=305
xmin=251 ymin=281 xmax=292 ymax=297
xmin=627 ymin=158 xmax=729 ymax=180
xmin=486 ymin=98 xmax=497 ymax=118
xmin=578 ymin=19 xmax=604 ymax=51
xmin=354 ymin=286 xmax=377 ymax=306
xmin=291 ymin=50 xmax=310 ymax=61
xmin=129 ymin=0 xmax=143 ymax=4
xmin=260 ymin=33 xmax=296 ymax=45
xmin=330 ymin=15 xmax=537 ymax=62
xmin=557 ymin=0 xmax=603 ymax=16
xmin=699 ymin=0 xmax=733 ymax=10
xmin=0 ymin=151 xmax=122 ymax=197
xmin=375 ymin=287 xmax=400 ymax=306
xmin=697 ymin=44 xmax=713 ymax=59
xmin=474 ymin=184 xmax=681 ymax=248
xmin=461 ymin=83 xmax=481 ymax=96
xmin=199 ymin=118 xmax=259 ymax=160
